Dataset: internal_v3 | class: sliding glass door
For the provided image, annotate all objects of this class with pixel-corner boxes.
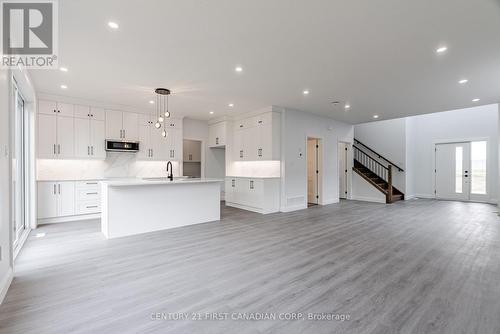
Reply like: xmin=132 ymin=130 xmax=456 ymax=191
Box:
xmin=12 ymin=82 xmax=30 ymax=249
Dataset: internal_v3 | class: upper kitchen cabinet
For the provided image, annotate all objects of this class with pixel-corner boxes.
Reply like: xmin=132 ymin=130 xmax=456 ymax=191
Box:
xmin=137 ymin=114 xmax=169 ymax=161
xmin=105 ymin=110 xmax=139 ymax=141
xmin=208 ymin=121 xmax=227 ymax=148
xmin=38 ymin=100 xmax=75 ymax=159
xmin=232 ymin=111 xmax=281 ymax=161
xmin=74 ymin=105 xmax=105 ymax=121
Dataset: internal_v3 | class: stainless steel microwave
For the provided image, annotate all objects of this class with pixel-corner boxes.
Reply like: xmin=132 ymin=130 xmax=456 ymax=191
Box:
xmin=105 ymin=140 xmax=140 ymax=152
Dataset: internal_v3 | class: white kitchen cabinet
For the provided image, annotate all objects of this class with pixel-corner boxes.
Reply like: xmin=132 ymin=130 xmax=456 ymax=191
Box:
xmin=122 ymin=112 xmax=139 ymax=141
xmin=138 ymin=116 xmax=169 ymax=161
xmin=208 ymin=121 xmax=227 ymax=147
xmin=105 ymin=110 xmax=138 ymax=141
xmin=75 ymin=181 xmax=101 ymax=215
xmin=38 ymin=100 xmax=74 ymax=117
xmin=37 ymin=181 xmax=75 ymax=219
xmin=232 ymin=111 xmax=280 ymax=161
xmin=225 ymin=177 xmax=280 ymax=214
xmin=37 ymin=112 xmax=74 ymax=159
xmin=105 ymin=110 xmax=123 ymax=140
xmin=37 ymin=113 xmax=57 ymax=158
xmin=165 ymin=126 xmax=182 ymax=160
xmin=75 ymin=117 xmax=106 ymax=159
xmin=37 ymin=182 xmax=58 ymax=218
xmin=75 ymin=105 xmax=105 ymax=121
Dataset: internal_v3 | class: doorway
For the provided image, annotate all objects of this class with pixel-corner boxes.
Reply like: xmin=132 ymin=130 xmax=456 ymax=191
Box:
xmin=307 ymin=138 xmax=320 ymax=206
xmin=12 ymin=81 xmax=31 ymax=252
xmin=435 ymin=141 xmax=487 ymax=201
xmin=338 ymin=142 xmax=349 ymax=199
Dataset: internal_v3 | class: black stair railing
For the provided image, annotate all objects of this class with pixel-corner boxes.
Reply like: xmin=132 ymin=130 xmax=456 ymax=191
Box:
xmin=354 ymin=139 xmax=404 ymax=172
xmin=353 ymin=145 xmax=394 ymax=202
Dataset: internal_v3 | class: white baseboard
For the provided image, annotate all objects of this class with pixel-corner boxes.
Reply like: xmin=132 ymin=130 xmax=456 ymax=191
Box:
xmin=38 ymin=213 xmax=100 ymax=225
xmin=280 ymin=204 xmax=307 ymax=212
xmin=225 ymin=202 xmax=279 ymax=214
xmin=414 ymin=193 xmax=435 ymax=199
xmin=321 ymin=198 xmax=339 ymax=205
xmin=351 ymin=195 xmax=385 ymax=204
xmin=0 ymin=267 xmax=13 ymax=305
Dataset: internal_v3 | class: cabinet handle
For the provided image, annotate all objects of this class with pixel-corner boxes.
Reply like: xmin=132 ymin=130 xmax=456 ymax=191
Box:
xmin=87 ymin=113 xmax=90 ymax=117
xmin=86 ymin=205 xmax=98 ymax=209
xmin=258 ymin=148 xmax=262 ymax=157
xmin=189 ymin=154 xmax=192 ymax=161
xmin=123 ymin=129 xmax=126 ymax=138
xmin=240 ymin=150 xmax=243 ymax=158
xmin=239 ymin=124 xmax=243 ymax=128
xmin=53 ymin=144 xmax=56 ymax=154
xmin=58 ymin=144 xmax=61 ymax=154
xmin=53 ymin=109 xmax=56 ymax=113
xmin=86 ymin=182 xmax=98 ymax=185
xmin=58 ymin=184 xmax=61 ymax=194
xmin=53 ymin=184 xmax=56 ymax=194
xmin=250 ymin=180 xmax=254 ymax=190
xmin=232 ymin=179 xmax=235 ymax=187
xmin=258 ymin=120 xmax=263 ymax=124
xmin=88 ymin=146 xmax=90 ymax=155
xmin=58 ymin=110 xmax=60 ymax=113
xmin=151 ymin=149 xmax=153 ymax=158
xmin=91 ymin=146 xmax=94 ymax=155
xmin=86 ymin=192 xmax=98 ymax=195
xmin=215 ymin=137 xmax=219 ymax=145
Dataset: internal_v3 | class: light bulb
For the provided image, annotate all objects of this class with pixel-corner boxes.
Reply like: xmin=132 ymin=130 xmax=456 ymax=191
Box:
xmin=158 ymin=116 xmax=164 ymax=123
xmin=161 ymin=130 xmax=167 ymax=137
xmin=164 ymin=111 xmax=170 ymax=118
xmin=155 ymin=122 xmax=161 ymax=129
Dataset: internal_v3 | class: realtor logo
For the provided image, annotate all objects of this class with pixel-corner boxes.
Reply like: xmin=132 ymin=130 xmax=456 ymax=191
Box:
xmin=1 ymin=0 xmax=58 ymax=68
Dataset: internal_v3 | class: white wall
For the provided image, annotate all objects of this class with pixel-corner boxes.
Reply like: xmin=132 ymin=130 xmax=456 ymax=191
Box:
xmin=409 ymin=104 xmax=499 ymax=202
xmin=281 ymin=108 xmax=353 ymax=212
xmin=354 ymin=118 xmax=406 ymax=192
xmin=351 ymin=173 xmax=386 ymax=203
xmin=0 ymin=69 xmax=13 ymax=303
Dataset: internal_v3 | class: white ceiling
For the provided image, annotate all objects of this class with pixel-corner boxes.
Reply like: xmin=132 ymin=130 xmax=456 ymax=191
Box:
xmin=29 ymin=0 xmax=500 ymax=123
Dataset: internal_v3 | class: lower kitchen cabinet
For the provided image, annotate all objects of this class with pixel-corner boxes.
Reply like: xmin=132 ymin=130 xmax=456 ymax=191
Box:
xmin=37 ymin=180 xmax=101 ymax=222
xmin=37 ymin=181 xmax=75 ymax=219
xmin=225 ymin=177 xmax=280 ymax=214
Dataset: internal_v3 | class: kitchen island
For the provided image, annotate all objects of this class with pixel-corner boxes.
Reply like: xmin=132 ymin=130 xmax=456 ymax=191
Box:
xmin=101 ymin=178 xmax=222 ymax=239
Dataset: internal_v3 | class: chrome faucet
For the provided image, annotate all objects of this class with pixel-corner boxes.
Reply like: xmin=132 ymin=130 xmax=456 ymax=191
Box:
xmin=166 ymin=161 xmax=173 ymax=181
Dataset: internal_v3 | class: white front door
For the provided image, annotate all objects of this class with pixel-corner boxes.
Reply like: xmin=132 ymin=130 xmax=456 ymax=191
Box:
xmin=435 ymin=142 xmax=471 ymax=201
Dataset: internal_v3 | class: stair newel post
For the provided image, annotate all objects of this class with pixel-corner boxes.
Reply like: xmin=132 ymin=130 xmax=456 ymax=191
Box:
xmin=387 ymin=165 xmax=393 ymax=203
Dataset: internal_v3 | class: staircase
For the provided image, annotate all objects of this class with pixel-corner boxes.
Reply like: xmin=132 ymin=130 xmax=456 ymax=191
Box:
xmin=352 ymin=139 xmax=404 ymax=203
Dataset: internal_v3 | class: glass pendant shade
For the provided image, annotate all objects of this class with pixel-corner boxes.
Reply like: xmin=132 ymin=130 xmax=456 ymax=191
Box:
xmin=155 ymin=122 xmax=161 ymax=129
xmin=161 ymin=130 xmax=167 ymax=137
xmin=158 ymin=116 xmax=164 ymax=123
xmin=164 ymin=111 xmax=170 ymax=118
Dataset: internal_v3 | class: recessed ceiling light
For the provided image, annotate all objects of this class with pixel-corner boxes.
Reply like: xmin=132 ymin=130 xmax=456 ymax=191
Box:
xmin=59 ymin=67 xmax=68 ymax=72
xmin=345 ymin=104 xmax=351 ymax=110
xmin=373 ymin=115 xmax=379 ymax=119
xmin=472 ymin=98 xmax=480 ymax=102
xmin=60 ymin=84 xmax=67 ymax=89
xmin=108 ymin=21 xmax=119 ymax=29
xmin=436 ymin=46 xmax=448 ymax=53
xmin=209 ymin=111 xmax=214 ymax=115
xmin=303 ymin=90 xmax=309 ymax=95
xmin=235 ymin=66 xmax=243 ymax=73
xmin=35 ymin=232 xmax=46 ymax=238
xmin=149 ymin=100 xmax=155 ymax=104
xmin=458 ymin=79 xmax=468 ymax=84
xmin=228 ymin=103 xmax=234 ymax=107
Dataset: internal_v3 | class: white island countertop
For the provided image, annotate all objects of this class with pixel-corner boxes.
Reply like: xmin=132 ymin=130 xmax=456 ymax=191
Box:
xmin=102 ymin=178 xmax=223 ymax=187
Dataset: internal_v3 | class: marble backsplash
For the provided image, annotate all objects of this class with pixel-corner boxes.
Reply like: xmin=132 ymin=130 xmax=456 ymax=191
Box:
xmin=37 ymin=153 xmax=180 ymax=180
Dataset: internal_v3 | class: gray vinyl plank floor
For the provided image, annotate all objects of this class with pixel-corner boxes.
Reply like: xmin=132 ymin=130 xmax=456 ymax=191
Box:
xmin=1 ymin=199 xmax=500 ymax=334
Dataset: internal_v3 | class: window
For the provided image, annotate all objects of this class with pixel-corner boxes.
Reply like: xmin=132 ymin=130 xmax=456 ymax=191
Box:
xmin=471 ymin=141 xmax=487 ymax=194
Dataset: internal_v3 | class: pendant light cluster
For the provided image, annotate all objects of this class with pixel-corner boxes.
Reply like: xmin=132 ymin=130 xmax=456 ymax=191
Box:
xmin=153 ymin=88 xmax=171 ymax=138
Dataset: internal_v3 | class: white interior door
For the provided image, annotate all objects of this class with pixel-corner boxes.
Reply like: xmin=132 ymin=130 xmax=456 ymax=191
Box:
xmin=338 ymin=142 xmax=348 ymax=199
xmin=435 ymin=142 xmax=470 ymax=200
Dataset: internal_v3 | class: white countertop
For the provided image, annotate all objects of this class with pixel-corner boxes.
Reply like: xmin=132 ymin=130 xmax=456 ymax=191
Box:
xmin=102 ymin=178 xmax=223 ymax=187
